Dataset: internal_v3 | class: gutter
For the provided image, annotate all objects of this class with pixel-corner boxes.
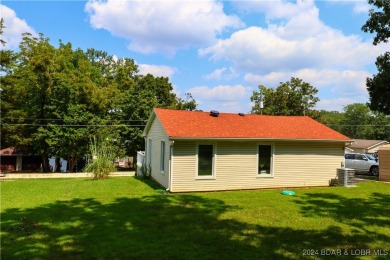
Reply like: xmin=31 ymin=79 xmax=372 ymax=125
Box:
xmin=169 ymin=137 xmax=352 ymax=143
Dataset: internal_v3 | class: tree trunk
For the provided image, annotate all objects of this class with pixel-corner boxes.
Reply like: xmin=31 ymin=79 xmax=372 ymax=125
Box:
xmin=55 ymin=157 xmax=61 ymax=172
xmin=41 ymin=155 xmax=51 ymax=172
xmin=68 ymin=156 xmax=76 ymax=173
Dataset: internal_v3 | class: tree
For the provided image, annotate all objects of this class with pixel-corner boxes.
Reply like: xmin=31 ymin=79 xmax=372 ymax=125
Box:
xmin=366 ymin=52 xmax=390 ymax=115
xmin=341 ymin=103 xmax=373 ymax=139
xmin=251 ymin=77 xmax=319 ymax=116
xmin=340 ymin=103 xmax=390 ymax=140
xmin=316 ymin=110 xmax=346 ymax=134
xmin=175 ymin=93 xmax=197 ymax=111
xmin=362 ymin=0 xmax=390 ymax=46
xmin=1 ymin=31 xmax=197 ymax=172
xmin=362 ymin=0 xmax=390 ymax=115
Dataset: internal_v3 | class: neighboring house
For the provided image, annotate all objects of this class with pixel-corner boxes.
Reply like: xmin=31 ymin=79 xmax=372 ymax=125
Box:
xmin=0 ymin=147 xmax=42 ymax=172
xmin=347 ymin=139 xmax=389 ymax=155
xmin=143 ymin=108 xmax=351 ymax=192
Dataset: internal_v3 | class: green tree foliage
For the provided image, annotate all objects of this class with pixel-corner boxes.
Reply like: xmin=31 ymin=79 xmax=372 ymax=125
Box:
xmin=0 ymin=18 xmax=16 ymax=75
xmin=362 ymin=0 xmax=390 ymax=115
xmin=362 ymin=0 xmax=390 ymax=46
xmin=317 ymin=103 xmax=390 ymax=141
xmin=341 ymin=103 xmax=374 ymax=139
xmin=366 ymin=52 xmax=390 ymax=115
xmin=175 ymin=93 xmax=197 ymax=111
xmin=1 ymin=32 xmax=197 ymax=171
xmin=251 ymin=77 xmax=319 ymax=116
xmin=317 ymin=110 xmax=345 ymax=134
xmin=0 ymin=18 xmax=5 ymax=46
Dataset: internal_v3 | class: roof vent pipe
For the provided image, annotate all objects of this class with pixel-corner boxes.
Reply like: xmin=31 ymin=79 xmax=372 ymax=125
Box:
xmin=210 ymin=110 xmax=219 ymax=117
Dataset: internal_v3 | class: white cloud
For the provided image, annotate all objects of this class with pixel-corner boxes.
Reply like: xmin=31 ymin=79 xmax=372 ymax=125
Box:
xmin=352 ymin=1 xmax=371 ymax=14
xmin=85 ymin=0 xmax=242 ymax=56
xmin=198 ymin=0 xmax=384 ymax=112
xmin=200 ymin=25 xmax=383 ymax=74
xmin=189 ymin=84 xmax=252 ymax=112
xmin=200 ymin=1 xmax=386 ymax=74
xmin=0 ymin=5 xmax=37 ymax=50
xmin=316 ymin=98 xmax=360 ymax=112
xmin=138 ymin=64 xmax=176 ymax=78
xmin=244 ymin=69 xmax=372 ymax=96
xmin=204 ymin=68 xmax=227 ymax=80
xmin=324 ymin=0 xmax=371 ymax=15
xmin=204 ymin=67 xmax=238 ymax=80
xmin=234 ymin=0 xmax=316 ymax=20
xmin=245 ymin=68 xmax=370 ymax=98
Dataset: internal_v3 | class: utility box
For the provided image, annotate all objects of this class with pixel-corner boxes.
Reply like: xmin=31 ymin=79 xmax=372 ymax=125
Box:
xmin=378 ymin=144 xmax=390 ymax=182
xmin=337 ymin=168 xmax=355 ymax=187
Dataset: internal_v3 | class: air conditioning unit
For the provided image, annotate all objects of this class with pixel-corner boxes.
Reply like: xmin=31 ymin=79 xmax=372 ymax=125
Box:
xmin=337 ymin=168 xmax=355 ymax=187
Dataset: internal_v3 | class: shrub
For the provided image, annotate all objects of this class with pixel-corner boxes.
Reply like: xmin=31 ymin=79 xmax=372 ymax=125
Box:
xmin=84 ymin=137 xmax=116 ymax=179
xmin=138 ymin=162 xmax=151 ymax=179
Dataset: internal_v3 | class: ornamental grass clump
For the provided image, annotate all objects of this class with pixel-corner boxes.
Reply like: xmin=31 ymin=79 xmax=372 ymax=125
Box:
xmin=84 ymin=137 xmax=116 ymax=179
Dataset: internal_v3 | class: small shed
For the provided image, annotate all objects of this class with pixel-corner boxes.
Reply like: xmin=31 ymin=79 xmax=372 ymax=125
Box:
xmin=378 ymin=144 xmax=390 ymax=182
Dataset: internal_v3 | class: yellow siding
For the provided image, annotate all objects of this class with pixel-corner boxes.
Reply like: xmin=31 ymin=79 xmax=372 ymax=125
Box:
xmin=171 ymin=141 xmax=344 ymax=192
xmin=145 ymin=117 xmax=170 ymax=188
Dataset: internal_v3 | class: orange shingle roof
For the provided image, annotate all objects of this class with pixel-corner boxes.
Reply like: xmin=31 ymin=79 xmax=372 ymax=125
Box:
xmin=153 ymin=108 xmax=350 ymax=141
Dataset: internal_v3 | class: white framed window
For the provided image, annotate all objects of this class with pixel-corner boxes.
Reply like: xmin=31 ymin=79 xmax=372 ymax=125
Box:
xmin=196 ymin=144 xmax=215 ymax=178
xmin=257 ymin=144 xmax=274 ymax=177
xmin=160 ymin=141 xmax=165 ymax=173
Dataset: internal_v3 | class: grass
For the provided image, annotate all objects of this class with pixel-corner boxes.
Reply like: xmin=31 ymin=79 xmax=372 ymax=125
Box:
xmin=1 ymin=178 xmax=389 ymax=259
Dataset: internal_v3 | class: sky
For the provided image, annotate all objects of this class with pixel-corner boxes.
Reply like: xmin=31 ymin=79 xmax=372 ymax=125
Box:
xmin=1 ymin=0 xmax=388 ymax=113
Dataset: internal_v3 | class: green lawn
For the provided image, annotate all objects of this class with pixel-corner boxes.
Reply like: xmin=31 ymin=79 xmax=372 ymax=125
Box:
xmin=1 ymin=177 xmax=389 ymax=259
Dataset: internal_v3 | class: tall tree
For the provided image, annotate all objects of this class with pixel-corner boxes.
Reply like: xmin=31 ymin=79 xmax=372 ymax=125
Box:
xmin=317 ymin=110 xmax=346 ymax=134
xmin=341 ymin=103 xmax=373 ymax=139
xmin=362 ymin=0 xmax=390 ymax=115
xmin=251 ymin=77 xmax=319 ymax=116
xmin=1 ymin=32 xmax=197 ymax=171
xmin=1 ymin=33 xmax=57 ymax=171
xmin=362 ymin=0 xmax=390 ymax=45
xmin=366 ymin=52 xmax=390 ymax=115
xmin=340 ymin=103 xmax=390 ymax=140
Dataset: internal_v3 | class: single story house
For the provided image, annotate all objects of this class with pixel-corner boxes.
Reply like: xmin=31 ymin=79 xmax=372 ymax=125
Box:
xmin=143 ymin=108 xmax=351 ymax=192
xmin=0 ymin=147 xmax=42 ymax=172
xmin=346 ymin=139 xmax=389 ymax=155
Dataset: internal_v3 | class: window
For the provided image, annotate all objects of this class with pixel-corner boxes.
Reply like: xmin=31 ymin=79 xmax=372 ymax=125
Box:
xmin=355 ymin=154 xmax=365 ymax=160
xmin=197 ymin=144 xmax=214 ymax=177
xmin=160 ymin=141 xmax=165 ymax=173
xmin=258 ymin=145 xmax=272 ymax=175
xmin=345 ymin=154 xmax=355 ymax=159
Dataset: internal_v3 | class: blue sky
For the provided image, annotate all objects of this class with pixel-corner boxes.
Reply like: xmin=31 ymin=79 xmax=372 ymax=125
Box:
xmin=1 ymin=0 xmax=388 ymax=113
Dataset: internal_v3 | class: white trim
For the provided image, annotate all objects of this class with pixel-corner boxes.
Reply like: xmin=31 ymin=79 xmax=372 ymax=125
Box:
xmin=168 ymin=144 xmax=173 ymax=191
xmin=256 ymin=142 xmax=275 ymax=178
xmin=195 ymin=143 xmax=216 ymax=180
xmin=170 ymin=137 xmax=350 ymax=143
xmin=366 ymin=141 xmax=390 ymax=150
xmin=142 ymin=110 xmax=156 ymax=137
xmin=160 ymin=140 xmax=165 ymax=174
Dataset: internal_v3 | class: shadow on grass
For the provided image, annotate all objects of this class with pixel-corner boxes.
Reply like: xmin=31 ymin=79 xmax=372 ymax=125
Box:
xmin=2 ymin=192 xmax=390 ymax=259
xmin=294 ymin=191 xmax=390 ymax=251
xmin=133 ymin=176 xmax=165 ymax=190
